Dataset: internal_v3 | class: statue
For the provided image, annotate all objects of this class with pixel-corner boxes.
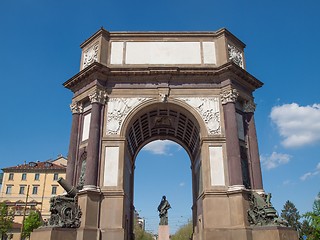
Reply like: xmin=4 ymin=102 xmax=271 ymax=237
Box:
xmin=247 ymin=192 xmax=288 ymax=227
xmin=45 ymin=177 xmax=82 ymax=228
xmin=157 ymin=196 xmax=171 ymax=225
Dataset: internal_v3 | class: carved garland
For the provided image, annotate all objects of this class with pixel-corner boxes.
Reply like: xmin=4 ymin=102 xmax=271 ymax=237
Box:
xmin=178 ymin=97 xmax=221 ymax=135
xmin=106 ymin=98 xmax=151 ymax=135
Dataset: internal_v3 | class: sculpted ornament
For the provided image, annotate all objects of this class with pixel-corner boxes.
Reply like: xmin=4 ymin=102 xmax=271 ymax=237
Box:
xmin=178 ymin=97 xmax=221 ymax=134
xmin=89 ymin=90 xmax=107 ymax=104
xmin=106 ymin=98 xmax=150 ymax=135
xmin=243 ymin=100 xmax=256 ymax=113
xmin=83 ymin=42 xmax=99 ymax=68
xmin=228 ymin=44 xmax=243 ymax=68
xmin=70 ymin=102 xmax=83 ymax=114
xmin=220 ymin=89 xmax=239 ymax=105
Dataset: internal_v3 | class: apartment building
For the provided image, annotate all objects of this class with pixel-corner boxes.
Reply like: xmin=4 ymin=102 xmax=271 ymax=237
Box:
xmin=0 ymin=156 xmax=67 ymax=223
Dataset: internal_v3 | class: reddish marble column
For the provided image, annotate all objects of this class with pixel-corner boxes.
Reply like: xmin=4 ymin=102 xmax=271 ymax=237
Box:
xmin=84 ymin=90 xmax=106 ymax=189
xmin=244 ymin=101 xmax=263 ymax=190
xmin=221 ymin=89 xmax=243 ymax=187
xmin=66 ymin=102 xmax=82 ymax=185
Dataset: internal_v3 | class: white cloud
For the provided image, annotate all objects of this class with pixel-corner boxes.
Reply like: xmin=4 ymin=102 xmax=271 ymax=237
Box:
xmin=260 ymin=152 xmax=291 ymax=170
xmin=270 ymin=103 xmax=320 ymax=148
xmin=300 ymin=172 xmax=313 ymax=181
xmin=142 ymin=140 xmax=176 ymax=155
xmin=300 ymin=162 xmax=320 ymax=181
xmin=179 ymin=182 xmax=185 ymax=187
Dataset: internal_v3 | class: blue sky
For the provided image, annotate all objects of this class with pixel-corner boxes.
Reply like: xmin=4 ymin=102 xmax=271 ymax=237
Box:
xmin=1 ymin=0 xmax=320 ymax=234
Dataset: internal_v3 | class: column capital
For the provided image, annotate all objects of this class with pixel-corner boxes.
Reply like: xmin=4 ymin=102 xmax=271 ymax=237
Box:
xmin=220 ymin=89 xmax=238 ymax=105
xmin=70 ymin=101 xmax=83 ymax=114
xmin=89 ymin=89 xmax=107 ymax=104
xmin=243 ymin=100 xmax=256 ymax=113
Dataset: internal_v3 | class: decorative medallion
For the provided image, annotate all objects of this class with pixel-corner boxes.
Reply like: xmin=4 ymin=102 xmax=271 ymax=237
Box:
xmin=70 ymin=101 xmax=83 ymax=114
xmin=83 ymin=42 xmax=99 ymax=68
xmin=106 ymin=98 xmax=151 ymax=135
xmin=243 ymin=100 xmax=256 ymax=113
xmin=178 ymin=97 xmax=221 ymax=135
xmin=220 ymin=89 xmax=239 ymax=105
xmin=228 ymin=44 xmax=243 ymax=68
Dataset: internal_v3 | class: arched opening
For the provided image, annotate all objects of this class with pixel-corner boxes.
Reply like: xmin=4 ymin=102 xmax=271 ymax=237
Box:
xmin=134 ymin=139 xmax=192 ymax=235
xmin=123 ymin=102 xmax=203 ymax=238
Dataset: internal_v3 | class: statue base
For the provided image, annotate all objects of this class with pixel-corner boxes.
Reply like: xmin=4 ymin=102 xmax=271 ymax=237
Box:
xmin=30 ymin=227 xmax=77 ymax=240
xmin=158 ymin=225 xmax=170 ymax=240
xmin=252 ymin=226 xmax=298 ymax=240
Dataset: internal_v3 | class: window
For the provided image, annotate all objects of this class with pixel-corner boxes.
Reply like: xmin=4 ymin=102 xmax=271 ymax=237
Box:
xmin=32 ymin=186 xmax=38 ymax=195
xmin=51 ymin=186 xmax=57 ymax=195
xmin=19 ymin=186 xmax=25 ymax=194
xmin=21 ymin=173 xmax=27 ymax=181
xmin=8 ymin=173 xmax=14 ymax=180
xmin=53 ymin=173 xmax=59 ymax=181
xmin=6 ymin=185 xmax=12 ymax=194
xmin=34 ymin=173 xmax=40 ymax=181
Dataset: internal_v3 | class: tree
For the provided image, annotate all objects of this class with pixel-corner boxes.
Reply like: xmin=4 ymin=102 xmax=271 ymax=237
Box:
xmin=21 ymin=211 xmax=42 ymax=239
xmin=171 ymin=220 xmax=193 ymax=240
xmin=0 ymin=202 xmax=14 ymax=240
xmin=300 ymin=220 xmax=314 ymax=240
xmin=133 ymin=220 xmax=153 ymax=240
xmin=303 ymin=192 xmax=320 ymax=240
xmin=281 ymin=200 xmax=301 ymax=237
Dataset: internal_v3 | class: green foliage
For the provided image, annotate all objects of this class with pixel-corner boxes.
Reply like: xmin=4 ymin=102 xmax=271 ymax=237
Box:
xmin=22 ymin=211 xmax=42 ymax=239
xmin=134 ymin=220 xmax=153 ymax=240
xmin=300 ymin=220 xmax=314 ymax=240
xmin=0 ymin=202 xmax=14 ymax=239
xmin=281 ymin=200 xmax=301 ymax=233
xmin=303 ymin=192 xmax=320 ymax=240
xmin=171 ymin=220 xmax=193 ymax=240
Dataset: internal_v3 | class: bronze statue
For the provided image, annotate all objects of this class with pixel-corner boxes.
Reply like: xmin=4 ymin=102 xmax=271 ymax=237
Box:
xmin=45 ymin=177 xmax=82 ymax=228
xmin=247 ymin=192 xmax=288 ymax=227
xmin=157 ymin=196 xmax=171 ymax=225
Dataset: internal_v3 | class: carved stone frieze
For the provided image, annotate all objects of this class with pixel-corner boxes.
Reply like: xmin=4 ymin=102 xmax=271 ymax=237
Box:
xmin=89 ymin=89 xmax=107 ymax=104
xmin=83 ymin=42 xmax=99 ymax=68
xmin=228 ymin=44 xmax=243 ymax=68
xmin=106 ymin=98 xmax=151 ymax=135
xmin=178 ymin=97 xmax=221 ymax=135
xmin=70 ymin=101 xmax=83 ymax=114
xmin=243 ymin=100 xmax=256 ymax=113
xmin=220 ymin=89 xmax=239 ymax=105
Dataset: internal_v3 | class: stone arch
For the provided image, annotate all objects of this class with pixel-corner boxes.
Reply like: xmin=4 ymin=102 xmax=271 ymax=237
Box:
xmin=121 ymin=100 xmax=207 ymax=160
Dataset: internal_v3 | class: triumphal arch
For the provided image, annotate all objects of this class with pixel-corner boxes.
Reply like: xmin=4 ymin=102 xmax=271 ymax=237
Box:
xmin=43 ymin=28 xmax=298 ymax=240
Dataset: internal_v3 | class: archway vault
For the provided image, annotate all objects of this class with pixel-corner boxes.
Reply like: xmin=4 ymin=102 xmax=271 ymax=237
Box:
xmin=125 ymin=102 xmax=201 ymax=161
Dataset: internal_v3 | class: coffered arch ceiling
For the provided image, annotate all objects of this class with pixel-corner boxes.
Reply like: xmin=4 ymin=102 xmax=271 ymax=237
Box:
xmin=125 ymin=103 xmax=201 ymax=160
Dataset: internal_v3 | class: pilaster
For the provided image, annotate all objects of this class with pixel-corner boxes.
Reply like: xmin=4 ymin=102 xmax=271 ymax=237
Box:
xmin=221 ymin=88 xmax=244 ymax=187
xmin=66 ymin=101 xmax=83 ymax=185
xmin=84 ymin=89 xmax=107 ymax=189
xmin=243 ymin=100 xmax=263 ymax=190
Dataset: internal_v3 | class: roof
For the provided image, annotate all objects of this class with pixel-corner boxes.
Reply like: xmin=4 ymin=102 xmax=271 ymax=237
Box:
xmin=2 ymin=161 xmax=66 ymax=172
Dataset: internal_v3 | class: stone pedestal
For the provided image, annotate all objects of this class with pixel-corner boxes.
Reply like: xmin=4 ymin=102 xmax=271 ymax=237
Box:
xmin=30 ymin=227 xmax=77 ymax=240
xmin=76 ymin=189 xmax=101 ymax=240
xmin=252 ymin=226 xmax=299 ymax=240
xmin=158 ymin=225 xmax=170 ymax=240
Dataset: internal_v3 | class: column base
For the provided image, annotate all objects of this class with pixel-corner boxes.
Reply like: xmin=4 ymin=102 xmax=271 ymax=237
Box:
xmin=158 ymin=225 xmax=170 ymax=240
xmin=30 ymin=227 xmax=77 ymax=240
xmin=251 ymin=225 xmax=298 ymax=240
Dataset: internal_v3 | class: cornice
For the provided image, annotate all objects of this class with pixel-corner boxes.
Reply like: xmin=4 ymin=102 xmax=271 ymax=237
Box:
xmin=63 ymin=62 xmax=263 ymax=92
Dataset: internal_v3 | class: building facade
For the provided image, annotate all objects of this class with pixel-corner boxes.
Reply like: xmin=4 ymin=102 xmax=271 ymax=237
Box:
xmin=0 ymin=156 xmax=67 ymax=223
